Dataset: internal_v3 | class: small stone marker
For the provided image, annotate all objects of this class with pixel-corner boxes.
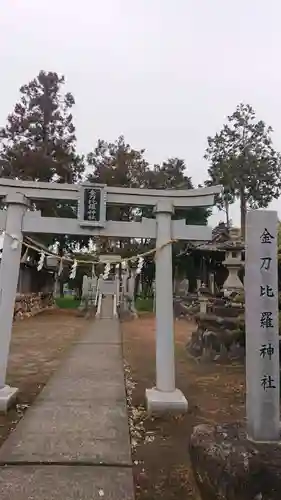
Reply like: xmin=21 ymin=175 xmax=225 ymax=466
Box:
xmin=245 ymin=210 xmax=280 ymax=441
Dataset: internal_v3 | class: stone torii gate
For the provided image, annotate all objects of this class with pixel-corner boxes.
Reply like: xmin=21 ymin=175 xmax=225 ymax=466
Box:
xmin=0 ymin=179 xmax=220 ymax=412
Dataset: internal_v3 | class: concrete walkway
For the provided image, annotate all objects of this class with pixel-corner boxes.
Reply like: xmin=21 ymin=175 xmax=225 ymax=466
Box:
xmin=0 ymin=299 xmax=134 ymax=499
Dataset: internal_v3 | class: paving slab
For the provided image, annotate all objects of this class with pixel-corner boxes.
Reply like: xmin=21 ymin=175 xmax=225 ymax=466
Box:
xmin=59 ymin=343 xmax=123 ymax=371
xmin=0 ymin=400 xmax=129 ymax=437
xmin=0 ymin=465 xmax=134 ymax=500
xmin=0 ymin=433 xmax=131 ymax=464
xmin=100 ymin=295 xmax=115 ymax=318
xmin=51 ymin=360 xmax=126 ymax=382
xmin=37 ymin=376 xmax=126 ymax=402
xmin=77 ymin=318 xmax=122 ymax=344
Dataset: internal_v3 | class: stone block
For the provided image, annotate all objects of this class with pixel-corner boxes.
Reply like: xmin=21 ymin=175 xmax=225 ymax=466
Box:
xmin=0 ymin=385 xmax=18 ymax=413
xmin=190 ymin=422 xmax=281 ymax=500
xmin=14 ymin=292 xmax=54 ymax=320
xmin=212 ymin=306 xmax=242 ymax=318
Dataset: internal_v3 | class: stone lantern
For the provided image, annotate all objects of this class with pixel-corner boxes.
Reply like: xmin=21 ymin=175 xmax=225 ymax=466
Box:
xmin=222 ymin=228 xmax=243 ymax=293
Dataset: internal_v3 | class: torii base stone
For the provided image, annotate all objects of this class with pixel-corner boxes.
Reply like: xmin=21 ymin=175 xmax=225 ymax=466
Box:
xmin=146 ymin=388 xmax=188 ymax=414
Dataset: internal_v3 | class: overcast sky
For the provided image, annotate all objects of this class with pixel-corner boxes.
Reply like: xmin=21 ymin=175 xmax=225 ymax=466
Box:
xmin=0 ymin=0 xmax=281 ymax=226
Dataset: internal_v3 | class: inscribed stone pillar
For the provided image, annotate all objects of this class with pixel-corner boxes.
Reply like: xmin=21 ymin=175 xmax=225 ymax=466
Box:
xmin=82 ymin=275 xmax=89 ymax=298
xmin=245 ymin=210 xmax=280 ymax=441
xmin=138 ymin=276 xmax=142 ymax=295
xmin=146 ymin=200 xmax=188 ymax=413
xmin=0 ymin=193 xmax=28 ymax=412
xmin=128 ymin=272 xmax=137 ymax=317
xmin=209 ymin=272 xmax=215 ymax=295
xmin=91 ymin=277 xmax=98 ymax=301
xmin=127 ymin=272 xmax=135 ymax=299
xmin=122 ymin=271 xmax=129 ymax=311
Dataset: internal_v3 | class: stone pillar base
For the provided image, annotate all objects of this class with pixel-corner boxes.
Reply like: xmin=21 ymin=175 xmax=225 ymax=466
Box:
xmin=145 ymin=387 xmax=188 ymax=414
xmin=0 ymin=385 xmax=18 ymax=413
xmin=190 ymin=422 xmax=281 ymax=500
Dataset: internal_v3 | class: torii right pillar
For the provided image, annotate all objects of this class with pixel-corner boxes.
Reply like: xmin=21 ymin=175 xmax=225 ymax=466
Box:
xmin=146 ymin=200 xmax=188 ymax=413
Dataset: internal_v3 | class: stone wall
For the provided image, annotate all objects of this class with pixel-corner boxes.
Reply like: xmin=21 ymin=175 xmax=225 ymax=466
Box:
xmin=13 ymin=292 xmax=54 ymax=320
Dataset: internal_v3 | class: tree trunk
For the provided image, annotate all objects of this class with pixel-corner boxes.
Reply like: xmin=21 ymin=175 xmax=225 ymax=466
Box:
xmin=240 ymin=190 xmax=247 ymax=240
xmin=241 ymin=128 xmax=248 ymax=241
xmin=225 ymin=198 xmax=230 ymax=229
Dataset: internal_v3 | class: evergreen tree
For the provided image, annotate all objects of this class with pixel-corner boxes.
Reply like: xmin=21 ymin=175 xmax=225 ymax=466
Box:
xmin=0 ymin=70 xmax=84 ymax=183
xmin=0 ymin=70 xmax=86 ymax=254
xmin=205 ymin=103 xmax=281 ymax=237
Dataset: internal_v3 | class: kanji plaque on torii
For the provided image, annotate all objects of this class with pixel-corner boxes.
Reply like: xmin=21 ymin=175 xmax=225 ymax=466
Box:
xmin=79 ymin=184 xmax=106 ymax=227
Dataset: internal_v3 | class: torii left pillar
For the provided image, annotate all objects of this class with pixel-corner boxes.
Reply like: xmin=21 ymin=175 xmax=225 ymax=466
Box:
xmin=0 ymin=193 xmax=28 ymax=412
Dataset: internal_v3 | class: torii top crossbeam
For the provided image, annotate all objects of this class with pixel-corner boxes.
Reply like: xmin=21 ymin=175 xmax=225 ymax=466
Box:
xmin=0 ymin=178 xmax=220 ymax=207
xmin=0 ymin=179 xmax=221 ymax=239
